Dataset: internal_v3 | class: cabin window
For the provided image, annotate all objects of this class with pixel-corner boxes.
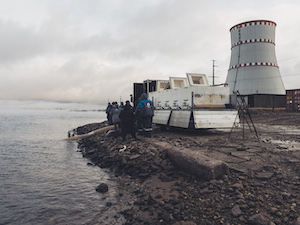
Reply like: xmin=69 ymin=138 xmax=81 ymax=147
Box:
xmin=160 ymin=82 xmax=168 ymax=89
xmin=192 ymin=76 xmax=204 ymax=84
xmin=174 ymin=80 xmax=185 ymax=87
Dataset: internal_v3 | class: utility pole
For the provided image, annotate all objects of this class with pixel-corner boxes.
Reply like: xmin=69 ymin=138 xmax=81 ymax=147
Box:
xmin=212 ymin=60 xmax=218 ymax=86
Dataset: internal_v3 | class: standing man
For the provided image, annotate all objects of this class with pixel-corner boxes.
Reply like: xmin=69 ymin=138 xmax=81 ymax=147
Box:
xmin=135 ymin=93 xmax=154 ymax=137
xmin=111 ymin=102 xmax=121 ymax=130
xmin=119 ymin=101 xmax=136 ymax=141
xmin=105 ymin=102 xmax=112 ymax=125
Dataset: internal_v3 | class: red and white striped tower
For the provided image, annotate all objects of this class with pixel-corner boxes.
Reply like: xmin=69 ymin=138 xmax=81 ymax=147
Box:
xmin=226 ymin=20 xmax=285 ymax=95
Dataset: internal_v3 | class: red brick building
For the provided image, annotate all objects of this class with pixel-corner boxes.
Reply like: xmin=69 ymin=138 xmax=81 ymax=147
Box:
xmin=286 ymin=89 xmax=300 ymax=111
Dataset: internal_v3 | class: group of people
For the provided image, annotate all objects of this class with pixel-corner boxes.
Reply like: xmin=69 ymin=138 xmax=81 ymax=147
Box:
xmin=105 ymin=93 xmax=154 ymax=141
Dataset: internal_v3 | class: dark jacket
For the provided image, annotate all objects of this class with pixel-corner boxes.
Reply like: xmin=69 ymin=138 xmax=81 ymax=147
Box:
xmin=119 ymin=105 xmax=135 ymax=124
xmin=119 ymin=104 xmax=135 ymax=132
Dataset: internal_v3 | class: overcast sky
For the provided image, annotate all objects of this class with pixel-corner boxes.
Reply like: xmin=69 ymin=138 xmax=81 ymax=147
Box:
xmin=0 ymin=0 xmax=299 ymax=104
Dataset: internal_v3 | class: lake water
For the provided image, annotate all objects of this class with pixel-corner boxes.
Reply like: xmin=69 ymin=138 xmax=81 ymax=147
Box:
xmin=0 ymin=100 xmax=120 ymax=225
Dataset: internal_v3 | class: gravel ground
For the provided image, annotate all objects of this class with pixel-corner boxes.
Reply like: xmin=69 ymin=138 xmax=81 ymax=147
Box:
xmin=75 ymin=109 xmax=300 ymax=225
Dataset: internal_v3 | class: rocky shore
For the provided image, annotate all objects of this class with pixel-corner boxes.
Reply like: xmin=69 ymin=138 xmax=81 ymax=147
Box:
xmin=75 ymin=110 xmax=299 ymax=225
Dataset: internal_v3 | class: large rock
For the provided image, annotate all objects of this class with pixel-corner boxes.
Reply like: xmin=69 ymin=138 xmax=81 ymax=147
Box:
xmin=294 ymin=217 xmax=300 ymax=225
xmin=231 ymin=205 xmax=242 ymax=217
xmin=152 ymin=141 xmax=228 ymax=180
xmin=173 ymin=222 xmax=197 ymax=225
xmin=96 ymin=183 xmax=109 ymax=193
xmin=248 ymin=213 xmax=275 ymax=225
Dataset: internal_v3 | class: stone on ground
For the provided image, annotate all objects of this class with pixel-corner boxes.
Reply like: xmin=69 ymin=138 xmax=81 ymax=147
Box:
xmin=152 ymin=141 xmax=228 ymax=180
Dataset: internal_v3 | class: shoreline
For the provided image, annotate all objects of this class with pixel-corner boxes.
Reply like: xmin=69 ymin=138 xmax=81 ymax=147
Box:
xmin=75 ymin=110 xmax=299 ymax=225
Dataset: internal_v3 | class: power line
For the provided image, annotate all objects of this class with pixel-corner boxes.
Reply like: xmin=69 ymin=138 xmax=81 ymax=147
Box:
xmin=209 ymin=59 xmax=219 ymax=86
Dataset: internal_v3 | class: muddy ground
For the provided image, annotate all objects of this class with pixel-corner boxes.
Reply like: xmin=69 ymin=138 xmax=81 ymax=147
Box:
xmin=75 ymin=109 xmax=299 ymax=225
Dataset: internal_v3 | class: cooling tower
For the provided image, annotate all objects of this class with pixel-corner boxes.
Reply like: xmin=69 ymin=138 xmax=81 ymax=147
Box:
xmin=226 ymin=20 xmax=285 ymax=96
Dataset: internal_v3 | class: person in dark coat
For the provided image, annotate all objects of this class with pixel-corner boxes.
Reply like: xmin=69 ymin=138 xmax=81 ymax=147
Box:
xmin=119 ymin=101 xmax=136 ymax=141
xmin=105 ymin=102 xmax=112 ymax=125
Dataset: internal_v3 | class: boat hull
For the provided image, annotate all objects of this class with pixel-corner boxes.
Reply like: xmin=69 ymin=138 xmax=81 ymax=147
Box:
xmin=153 ymin=109 xmax=239 ymax=129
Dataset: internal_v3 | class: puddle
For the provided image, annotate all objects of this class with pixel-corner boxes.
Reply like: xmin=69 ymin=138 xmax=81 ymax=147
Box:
xmin=268 ymin=139 xmax=300 ymax=151
xmin=255 ymin=124 xmax=300 ymax=151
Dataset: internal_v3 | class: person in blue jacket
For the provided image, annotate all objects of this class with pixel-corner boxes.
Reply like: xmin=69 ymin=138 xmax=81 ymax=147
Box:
xmin=135 ymin=93 xmax=154 ymax=137
xmin=105 ymin=102 xmax=112 ymax=125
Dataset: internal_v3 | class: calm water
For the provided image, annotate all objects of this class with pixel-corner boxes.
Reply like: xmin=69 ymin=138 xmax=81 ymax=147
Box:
xmin=0 ymin=100 xmax=118 ymax=225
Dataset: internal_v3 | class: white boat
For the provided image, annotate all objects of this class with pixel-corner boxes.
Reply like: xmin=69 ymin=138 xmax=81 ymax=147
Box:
xmin=134 ymin=73 xmax=240 ymax=129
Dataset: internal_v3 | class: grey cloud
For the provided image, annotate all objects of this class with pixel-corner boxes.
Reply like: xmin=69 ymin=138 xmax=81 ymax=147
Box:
xmin=0 ymin=0 xmax=299 ymax=103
